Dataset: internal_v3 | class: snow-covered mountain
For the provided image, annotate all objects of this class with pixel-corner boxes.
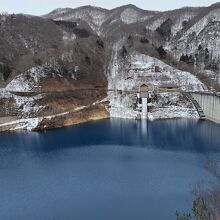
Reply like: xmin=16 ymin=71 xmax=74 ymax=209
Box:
xmin=44 ymin=3 xmax=220 ymax=82
xmin=43 ymin=5 xmax=157 ymax=35
xmin=0 ymin=3 xmax=220 ymax=131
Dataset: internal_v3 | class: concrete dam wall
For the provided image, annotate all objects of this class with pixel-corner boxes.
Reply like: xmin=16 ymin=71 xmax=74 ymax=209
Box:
xmin=192 ymin=93 xmax=220 ymax=124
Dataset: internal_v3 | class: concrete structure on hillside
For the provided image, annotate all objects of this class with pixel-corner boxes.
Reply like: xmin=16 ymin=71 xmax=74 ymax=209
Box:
xmin=136 ymin=84 xmax=153 ymax=119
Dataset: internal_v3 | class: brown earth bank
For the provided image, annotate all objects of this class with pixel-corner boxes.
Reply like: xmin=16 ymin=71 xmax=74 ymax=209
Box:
xmin=0 ymin=103 xmax=109 ymax=132
xmin=35 ymin=104 xmax=109 ymax=131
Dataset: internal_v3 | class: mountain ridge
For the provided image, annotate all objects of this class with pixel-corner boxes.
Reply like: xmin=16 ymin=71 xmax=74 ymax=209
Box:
xmin=43 ymin=3 xmax=214 ymax=16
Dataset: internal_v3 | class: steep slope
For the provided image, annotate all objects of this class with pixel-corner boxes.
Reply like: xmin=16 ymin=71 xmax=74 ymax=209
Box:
xmin=170 ymin=3 xmax=220 ymax=58
xmin=145 ymin=7 xmax=202 ymax=36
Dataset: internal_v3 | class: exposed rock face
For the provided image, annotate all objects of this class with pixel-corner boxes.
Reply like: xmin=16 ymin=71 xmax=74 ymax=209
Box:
xmin=1 ymin=3 xmax=220 ymax=131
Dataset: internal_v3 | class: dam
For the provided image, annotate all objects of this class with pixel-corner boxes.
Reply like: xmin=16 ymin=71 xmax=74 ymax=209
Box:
xmin=191 ymin=93 xmax=220 ymax=124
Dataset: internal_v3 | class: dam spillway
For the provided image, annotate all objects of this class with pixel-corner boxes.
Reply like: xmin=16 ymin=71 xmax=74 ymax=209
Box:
xmin=142 ymin=98 xmax=148 ymax=119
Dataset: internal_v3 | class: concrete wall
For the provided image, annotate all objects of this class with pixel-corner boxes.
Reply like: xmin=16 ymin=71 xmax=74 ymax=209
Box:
xmin=192 ymin=93 xmax=220 ymax=124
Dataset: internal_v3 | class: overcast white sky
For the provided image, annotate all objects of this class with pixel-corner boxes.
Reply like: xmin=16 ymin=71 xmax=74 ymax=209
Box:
xmin=0 ymin=0 xmax=218 ymax=15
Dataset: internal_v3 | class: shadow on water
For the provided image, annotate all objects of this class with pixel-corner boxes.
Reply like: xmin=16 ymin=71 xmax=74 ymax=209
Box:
xmin=0 ymin=119 xmax=220 ymax=153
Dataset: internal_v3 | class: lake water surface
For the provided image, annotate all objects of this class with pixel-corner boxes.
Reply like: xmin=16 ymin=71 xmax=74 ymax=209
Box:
xmin=0 ymin=119 xmax=220 ymax=220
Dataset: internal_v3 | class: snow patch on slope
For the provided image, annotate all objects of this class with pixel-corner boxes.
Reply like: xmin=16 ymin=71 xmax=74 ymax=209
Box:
xmin=13 ymin=94 xmax=45 ymax=115
xmin=171 ymin=12 xmax=197 ymax=36
xmin=120 ymin=8 xmax=142 ymax=24
xmin=147 ymin=18 xmax=166 ymax=31
xmin=6 ymin=66 xmax=46 ymax=92
xmin=0 ymin=117 xmax=43 ymax=131
xmin=148 ymin=106 xmax=199 ymax=120
xmin=182 ymin=8 xmax=220 ymax=39
xmin=171 ymin=8 xmax=220 ymax=59
xmin=0 ymin=88 xmax=12 ymax=98
xmin=63 ymin=31 xmax=76 ymax=42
